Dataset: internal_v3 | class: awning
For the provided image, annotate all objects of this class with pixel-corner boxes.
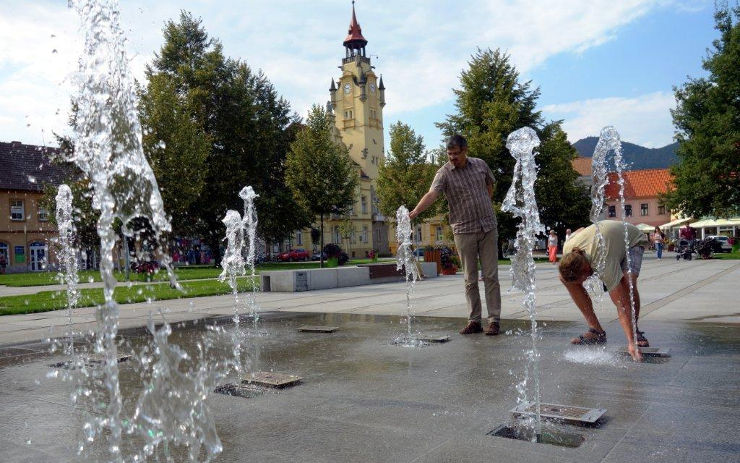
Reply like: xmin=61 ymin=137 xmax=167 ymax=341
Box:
xmin=659 ymin=217 xmax=693 ymax=229
xmin=634 ymin=223 xmax=654 ymax=232
xmin=688 ymin=217 xmax=740 ymax=228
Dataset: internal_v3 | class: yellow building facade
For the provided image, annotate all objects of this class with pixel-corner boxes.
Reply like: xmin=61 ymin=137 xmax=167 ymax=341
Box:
xmin=285 ymin=4 xmax=389 ymax=258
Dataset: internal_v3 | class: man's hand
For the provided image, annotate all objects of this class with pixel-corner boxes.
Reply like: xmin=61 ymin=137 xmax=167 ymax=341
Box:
xmin=409 ymin=190 xmax=440 ymax=221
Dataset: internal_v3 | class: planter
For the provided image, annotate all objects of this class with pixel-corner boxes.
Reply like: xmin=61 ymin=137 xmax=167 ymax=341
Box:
xmin=441 ymin=265 xmax=458 ymax=275
xmin=424 ymin=250 xmax=442 ymax=274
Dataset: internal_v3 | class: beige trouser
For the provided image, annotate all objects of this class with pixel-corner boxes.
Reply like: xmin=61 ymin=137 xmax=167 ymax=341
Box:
xmin=453 ymin=229 xmax=501 ymax=323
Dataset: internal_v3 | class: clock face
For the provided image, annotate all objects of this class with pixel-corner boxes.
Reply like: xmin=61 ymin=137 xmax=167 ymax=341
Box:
xmin=369 ymin=83 xmax=376 ymax=93
xmin=343 ymin=83 xmax=351 ymax=94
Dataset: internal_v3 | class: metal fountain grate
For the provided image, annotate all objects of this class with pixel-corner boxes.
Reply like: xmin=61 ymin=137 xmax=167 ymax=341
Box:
xmin=298 ymin=325 xmax=339 ymax=333
xmin=214 ymin=383 xmax=265 ymax=399
xmin=50 ymin=353 xmax=132 ymax=369
xmin=242 ymin=371 xmax=302 ymax=389
xmin=418 ymin=335 xmax=450 ymax=343
xmin=511 ymin=402 xmax=606 ymax=424
xmin=487 ymin=424 xmax=585 ymax=448
xmin=617 ymin=346 xmax=671 ymax=357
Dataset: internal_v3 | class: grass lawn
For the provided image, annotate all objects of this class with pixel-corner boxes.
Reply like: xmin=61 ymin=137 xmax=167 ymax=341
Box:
xmin=0 ymin=277 xmax=255 ymax=316
xmin=713 ymin=251 xmax=740 ymax=260
xmin=0 ymin=259 xmax=398 ymax=287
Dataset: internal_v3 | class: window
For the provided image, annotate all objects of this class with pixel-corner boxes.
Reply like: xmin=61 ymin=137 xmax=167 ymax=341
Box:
xmin=625 ymin=205 xmax=632 ymax=217
xmin=658 ymin=205 xmax=666 ymax=215
xmin=414 ymin=225 xmax=422 ymax=244
xmin=362 ymin=225 xmax=369 ymax=243
xmin=296 ymin=231 xmax=302 ymax=246
xmin=361 ymin=196 xmax=367 ymax=214
xmin=333 ymin=226 xmax=341 ymax=244
xmin=14 ymin=245 xmax=25 ymax=264
xmin=10 ymin=200 xmax=24 ymax=221
xmin=436 ymin=226 xmax=443 ymax=242
xmin=38 ymin=206 xmax=49 ymax=222
xmin=0 ymin=242 xmax=7 ymax=267
xmin=608 ymin=205 xmax=616 ymax=218
xmin=640 ymin=203 xmax=648 ymax=216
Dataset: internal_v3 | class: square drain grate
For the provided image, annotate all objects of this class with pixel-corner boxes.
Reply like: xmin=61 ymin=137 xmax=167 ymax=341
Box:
xmin=214 ymin=383 xmax=265 ymax=399
xmin=617 ymin=346 xmax=671 ymax=357
xmin=50 ymin=354 xmax=132 ymax=369
xmin=242 ymin=371 xmax=302 ymax=389
xmin=511 ymin=402 xmax=606 ymax=424
xmin=487 ymin=424 xmax=585 ymax=448
xmin=298 ymin=325 xmax=339 ymax=333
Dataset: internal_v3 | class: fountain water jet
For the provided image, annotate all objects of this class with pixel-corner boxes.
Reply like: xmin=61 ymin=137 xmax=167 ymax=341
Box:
xmin=55 ymin=184 xmax=80 ymax=356
xmin=393 ymin=205 xmax=424 ymax=347
xmin=219 ymin=210 xmax=247 ymax=372
xmin=502 ymin=126 xmax=544 ymax=438
xmin=65 ymin=0 xmax=221 ymax=459
xmin=239 ymin=186 xmax=261 ymax=329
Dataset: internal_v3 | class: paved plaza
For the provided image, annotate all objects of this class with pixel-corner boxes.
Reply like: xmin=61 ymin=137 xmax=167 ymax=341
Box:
xmin=0 ymin=255 xmax=738 ymax=346
xmin=0 ymin=256 xmax=738 ymax=462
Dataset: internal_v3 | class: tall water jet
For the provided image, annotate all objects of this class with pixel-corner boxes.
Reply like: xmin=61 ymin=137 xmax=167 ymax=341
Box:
xmin=590 ymin=127 xmax=638 ymax=344
xmin=219 ymin=210 xmax=247 ymax=372
xmin=394 ymin=205 xmax=423 ymax=346
xmin=502 ymin=127 xmax=544 ymax=438
xmin=55 ymin=184 xmax=80 ymax=355
xmin=67 ymin=0 xmax=179 ymax=457
xmin=239 ymin=186 xmax=261 ymax=328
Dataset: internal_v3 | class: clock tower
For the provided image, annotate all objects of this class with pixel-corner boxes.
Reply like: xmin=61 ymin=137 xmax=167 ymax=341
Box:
xmin=326 ymin=2 xmax=389 ymax=256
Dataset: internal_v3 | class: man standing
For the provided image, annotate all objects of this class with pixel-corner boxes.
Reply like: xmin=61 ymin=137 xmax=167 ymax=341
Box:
xmin=558 ymin=221 xmax=650 ymax=361
xmin=409 ymin=134 xmax=501 ymax=335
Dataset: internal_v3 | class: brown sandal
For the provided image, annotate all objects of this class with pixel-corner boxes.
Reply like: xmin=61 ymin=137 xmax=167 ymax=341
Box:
xmin=571 ymin=327 xmax=607 ymax=345
xmin=636 ymin=330 xmax=650 ymax=347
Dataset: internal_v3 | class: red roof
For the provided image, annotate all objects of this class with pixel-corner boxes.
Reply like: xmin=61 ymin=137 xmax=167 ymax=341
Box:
xmin=571 ymin=157 xmax=592 ymax=176
xmin=605 ymin=169 xmax=673 ymax=199
xmin=343 ymin=4 xmax=367 ymax=48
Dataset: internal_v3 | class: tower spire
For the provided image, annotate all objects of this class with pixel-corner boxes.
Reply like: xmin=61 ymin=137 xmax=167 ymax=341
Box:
xmin=343 ymin=1 xmax=368 ymax=57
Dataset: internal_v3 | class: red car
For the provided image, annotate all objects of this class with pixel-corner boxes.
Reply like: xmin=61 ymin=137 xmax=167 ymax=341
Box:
xmin=277 ymin=248 xmax=310 ymax=262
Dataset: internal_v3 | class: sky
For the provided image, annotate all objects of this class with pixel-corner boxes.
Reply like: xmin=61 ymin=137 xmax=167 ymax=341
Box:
xmin=0 ymin=0 xmax=719 ymax=151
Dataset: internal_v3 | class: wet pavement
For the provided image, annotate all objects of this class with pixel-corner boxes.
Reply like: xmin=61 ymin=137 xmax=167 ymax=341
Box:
xmin=1 ymin=256 xmax=738 ymax=346
xmin=0 ymin=311 xmax=738 ymax=462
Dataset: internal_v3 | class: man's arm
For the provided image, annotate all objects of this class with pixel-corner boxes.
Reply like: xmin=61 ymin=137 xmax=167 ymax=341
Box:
xmin=409 ymin=189 xmax=440 ymax=220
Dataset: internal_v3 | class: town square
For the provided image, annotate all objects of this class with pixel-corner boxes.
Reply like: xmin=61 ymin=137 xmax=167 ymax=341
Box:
xmin=0 ymin=1 xmax=738 ymax=462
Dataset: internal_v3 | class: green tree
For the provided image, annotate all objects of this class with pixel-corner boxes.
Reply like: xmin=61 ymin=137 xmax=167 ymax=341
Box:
xmin=376 ymin=121 xmax=438 ymax=220
xmin=535 ymin=122 xmax=591 ymax=237
xmin=139 ymin=73 xmax=210 ymax=237
xmin=285 ymin=105 xmax=359 ymax=266
xmin=666 ymin=5 xmax=740 ymax=218
xmin=437 ymin=48 xmax=589 ymax=244
xmin=143 ymin=12 xmax=309 ymax=264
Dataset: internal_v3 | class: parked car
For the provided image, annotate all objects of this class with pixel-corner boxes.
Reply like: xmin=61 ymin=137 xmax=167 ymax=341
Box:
xmin=311 ymin=251 xmax=327 ymax=261
xmin=277 ymin=248 xmax=310 ymax=262
xmin=706 ymin=236 xmax=732 ymax=253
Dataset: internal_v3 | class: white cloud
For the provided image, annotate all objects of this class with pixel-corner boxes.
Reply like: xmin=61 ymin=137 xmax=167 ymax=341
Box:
xmin=542 ymin=91 xmax=677 ymax=147
xmin=0 ymin=0 xmax=693 ymax=145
